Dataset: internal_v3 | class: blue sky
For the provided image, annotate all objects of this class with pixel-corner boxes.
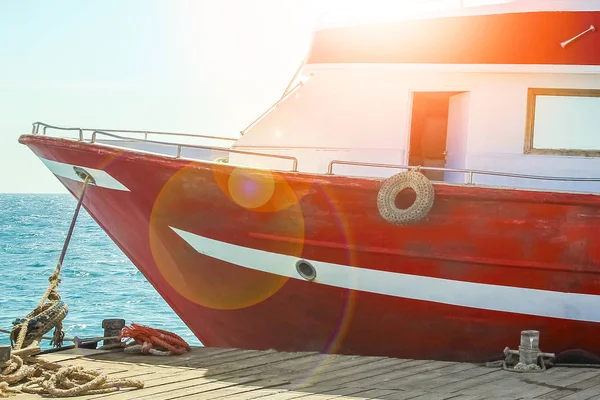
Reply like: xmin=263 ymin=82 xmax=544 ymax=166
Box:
xmin=0 ymin=0 xmax=472 ymax=193
xmin=0 ymin=0 xmax=329 ymax=193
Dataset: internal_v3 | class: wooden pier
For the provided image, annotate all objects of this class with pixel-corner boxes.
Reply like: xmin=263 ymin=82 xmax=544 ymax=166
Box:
xmin=12 ymin=346 xmax=600 ymax=400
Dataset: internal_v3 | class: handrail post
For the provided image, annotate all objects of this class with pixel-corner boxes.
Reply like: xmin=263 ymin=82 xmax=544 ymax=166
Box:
xmin=78 ymin=129 xmax=83 ymax=141
xmin=176 ymin=145 xmax=182 ymax=158
xmin=43 ymin=126 xmax=47 ymax=136
xmin=144 ymin=132 xmax=148 ymax=140
xmin=91 ymin=131 xmax=97 ymax=143
xmin=468 ymin=171 xmax=474 ymax=184
xmin=327 ymin=162 xmax=335 ymax=175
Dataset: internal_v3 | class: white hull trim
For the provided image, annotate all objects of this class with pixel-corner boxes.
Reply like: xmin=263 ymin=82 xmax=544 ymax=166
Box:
xmin=39 ymin=157 xmax=130 ymax=191
xmin=172 ymin=226 xmax=600 ymax=323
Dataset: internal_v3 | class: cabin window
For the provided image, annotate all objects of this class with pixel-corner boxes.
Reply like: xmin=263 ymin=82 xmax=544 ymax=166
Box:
xmin=524 ymin=88 xmax=600 ymax=156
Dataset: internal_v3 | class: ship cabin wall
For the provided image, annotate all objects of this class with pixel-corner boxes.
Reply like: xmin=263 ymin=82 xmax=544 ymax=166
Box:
xmin=230 ymin=68 xmax=600 ymax=193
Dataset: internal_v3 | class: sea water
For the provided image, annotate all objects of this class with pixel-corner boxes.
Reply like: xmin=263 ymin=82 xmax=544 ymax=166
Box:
xmin=0 ymin=194 xmax=201 ymax=348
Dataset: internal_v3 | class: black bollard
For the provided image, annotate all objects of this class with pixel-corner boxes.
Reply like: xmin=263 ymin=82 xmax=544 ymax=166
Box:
xmin=0 ymin=345 xmax=11 ymax=364
xmin=102 ymin=319 xmax=125 ymax=346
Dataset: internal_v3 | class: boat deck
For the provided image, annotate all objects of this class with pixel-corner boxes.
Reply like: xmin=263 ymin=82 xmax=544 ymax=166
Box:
xmin=13 ymin=346 xmax=600 ymax=400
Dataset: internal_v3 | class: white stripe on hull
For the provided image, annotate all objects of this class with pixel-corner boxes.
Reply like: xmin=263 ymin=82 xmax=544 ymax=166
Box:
xmin=171 ymin=227 xmax=600 ymax=323
xmin=39 ymin=158 xmax=130 ymax=191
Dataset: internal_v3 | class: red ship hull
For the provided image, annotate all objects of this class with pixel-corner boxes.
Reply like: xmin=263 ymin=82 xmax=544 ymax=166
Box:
xmin=19 ymin=135 xmax=600 ymax=362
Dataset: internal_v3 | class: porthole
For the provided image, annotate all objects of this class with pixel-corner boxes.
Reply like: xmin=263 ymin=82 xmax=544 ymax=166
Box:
xmin=296 ymin=259 xmax=316 ymax=281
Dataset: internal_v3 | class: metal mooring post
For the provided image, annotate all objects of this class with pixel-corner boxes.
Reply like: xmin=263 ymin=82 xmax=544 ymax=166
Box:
xmin=502 ymin=330 xmax=555 ymax=372
xmin=519 ymin=330 xmax=541 ymax=365
xmin=0 ymin=345 xmax=11 ymax=364
xmin=102 ymin=319 xmax=125 ymax=346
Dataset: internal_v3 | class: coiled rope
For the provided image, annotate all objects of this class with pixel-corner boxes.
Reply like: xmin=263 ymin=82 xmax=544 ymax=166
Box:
xmin=121 ymin=323 xmax=191 ymax=356
xmin=1 ymin=350 xmax=35 ymax=397
xmin=1 ymin=346 xmax=143 ymax=397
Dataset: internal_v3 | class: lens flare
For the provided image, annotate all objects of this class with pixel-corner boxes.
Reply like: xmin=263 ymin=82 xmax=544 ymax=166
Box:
xmin=149 ymin=162 xmax=308 ymax=310
xmin=227 ymin=168 xmax=276 ymax=209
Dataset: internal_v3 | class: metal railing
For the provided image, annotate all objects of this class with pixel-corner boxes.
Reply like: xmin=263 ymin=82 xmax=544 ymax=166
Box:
xmin=327 ymin=160 xmax=600 ymax=184
xmin=32 ymin=122 xmax=239 ymax=143
xmin=89 ymin=130 xmax=299 ymax=171
xmin=30 ymin=122 xmax=600 ymax=184
xmin=32 ymin=121 xmax=298 ymax=172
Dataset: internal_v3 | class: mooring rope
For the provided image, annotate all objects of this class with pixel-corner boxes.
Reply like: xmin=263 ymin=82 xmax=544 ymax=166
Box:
xmin=1 ymin=173 xmax=144 ymax=396
xmin=10 ymin=176 xmax=92 ymax=351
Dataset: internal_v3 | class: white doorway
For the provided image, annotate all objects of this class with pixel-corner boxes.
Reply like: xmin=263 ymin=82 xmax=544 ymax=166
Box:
xmin=445 ymin=92 xmax=471 ymax=183
xmin=407 ymin=91 xmax=470 ymax=182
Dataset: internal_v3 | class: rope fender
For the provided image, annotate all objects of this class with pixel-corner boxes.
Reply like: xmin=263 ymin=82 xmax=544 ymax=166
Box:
xmin=377 ymin=169 xmax=435 ymax=225
xmin=10 ymin=300 xmax=68 ymax=350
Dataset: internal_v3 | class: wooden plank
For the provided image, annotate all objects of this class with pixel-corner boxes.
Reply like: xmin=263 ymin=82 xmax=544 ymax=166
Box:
xmin=96 ymin=373 xmax=262 ymax=400
xmin=536 ymin=387 xmax=583 ymax=400
xmin=535 ymin=371 xmax=600 ymax=399
xmin=384 ymin=362 xmax=479 ymax=389
xmin=157 ymin=376 xmax=290 ymax=400
xmin=455 ymin=375 xmax=541 ymax=398
xmin=138 ymin=348 xmax=243 ymax=368
xmin=199 ymin=388 xmax=288 ymax=400
xmin=195 ymin=351 xmax=321 ymax=378
xmin=133 ymin=379 xmax=260 ymax=400
xmin=340 ymin=388 xmax=405 ymax=399
xmin=424 ymin=369 xmax=507 ymax=393
xmin=252 ymin=353 xmax=359 ymax=376
xmin=403 ymin=365 xmax=497 ymax=391
xmin=90 ymin=346 xmax=237 ymax=361
xmin=366 ymin=362 xmax=475 ymax=390
xmin=345 ymin=361 xmax=457 ymax=389
xmin=378 ymin=390 xmax=428 ymax=400
xmin=74 ymin=370 xmax=221 ymax=400
xmin=171 ymin=381 xmax=288 ymax=400
xmin=290 ymin=390 xmax=369 ymax=399
xmin=457 ymin=369 xmax=600 ymax=399
xmin=187 ymin=353 xmax=339 ymax=386
xmin=177 ymin=349 xmax=275 ymax=368
xmin=516 ymin=370 xmax=600 ymax=398
xmin=288 ymin=357 xmax=409 ymax=388
xmin=88 ymin=347 xmax=253 ymax=368
xmin=261 ymin=386 xmax=373 ymax=400
xmin=202 ymin=358 xmax=391 ymax=392
xmin=271 ymin=355 xmax=396 ymax=390
xmin=35 ymin=352 xmax=88 ymax=363
xmin=254 ymin=392 xmax=322 ymax=400
xmin=407 ymin=392 xmax=467 ymax=400
xmin=551 ymin=383 xmax=600 ymax=400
